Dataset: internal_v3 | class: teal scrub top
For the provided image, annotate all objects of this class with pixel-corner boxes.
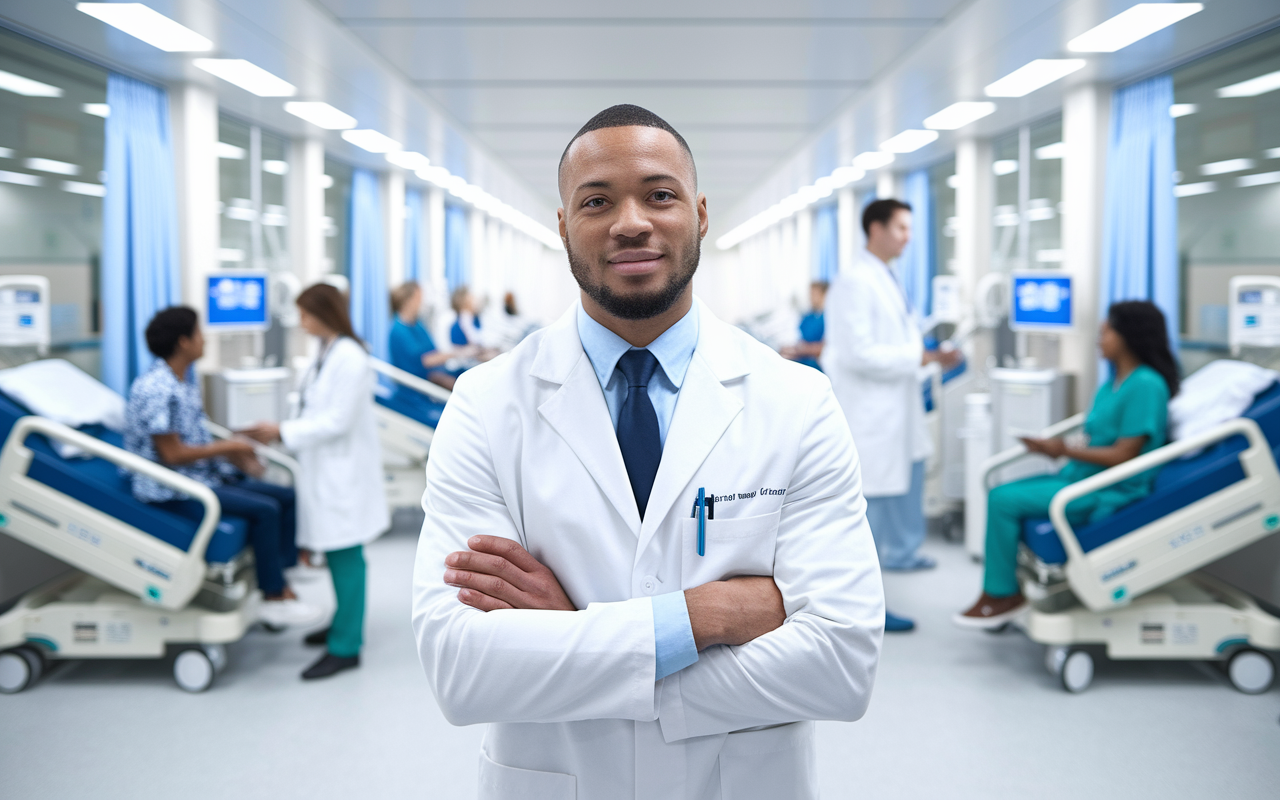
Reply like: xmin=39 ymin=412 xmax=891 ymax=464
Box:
xmin=1058 ymin=364 xmax=1170 ymax=520
xmin=389 ymin=318 xmax=436 ymax=380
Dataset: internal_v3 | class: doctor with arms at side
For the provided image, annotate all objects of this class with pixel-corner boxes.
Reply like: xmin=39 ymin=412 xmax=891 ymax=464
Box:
xmin=245 ymin=284 xmax=389 ymax=681
xmin=412 ymin=104 xmax=883 ymax=800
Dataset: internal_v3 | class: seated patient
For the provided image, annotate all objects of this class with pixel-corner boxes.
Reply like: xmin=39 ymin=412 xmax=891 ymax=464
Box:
xmin=388 ymin=281 xmax=468 ymax=392
xmin=955 ymin=301 xmax=1180 ymax=628
xmin=124 ymin=306 xmax=319 ymax=628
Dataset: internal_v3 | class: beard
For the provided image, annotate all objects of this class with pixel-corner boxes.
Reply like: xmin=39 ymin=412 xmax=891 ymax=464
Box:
xmin=566 ymin=230 xmax=701 ymax=321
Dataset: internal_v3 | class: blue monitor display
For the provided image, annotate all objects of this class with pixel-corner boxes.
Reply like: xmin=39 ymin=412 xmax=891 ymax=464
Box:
xmin=1010 ymin=272 xmax=1073 ymax=331
xmin=206 ymin=273 xmax=269 ymax=331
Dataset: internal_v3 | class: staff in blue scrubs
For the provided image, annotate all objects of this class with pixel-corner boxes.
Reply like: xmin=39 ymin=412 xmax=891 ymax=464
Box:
xmin=388 ymin=282 xmax=466 ymax=391
xmin=780 ymin=281 xmax=828 ymax=371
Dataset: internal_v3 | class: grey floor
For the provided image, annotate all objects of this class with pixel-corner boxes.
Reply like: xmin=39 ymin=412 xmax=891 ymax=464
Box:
xmin=3 ymin=511 xmax=1278 ymax=799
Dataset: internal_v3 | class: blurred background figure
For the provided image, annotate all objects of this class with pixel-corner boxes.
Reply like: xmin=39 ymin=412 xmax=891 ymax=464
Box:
xmin=780 ymin=281 xmax=828 ymax=371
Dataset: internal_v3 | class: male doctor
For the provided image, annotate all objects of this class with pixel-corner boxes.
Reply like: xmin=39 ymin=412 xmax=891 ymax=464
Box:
xmin=822 ymin=200 xmax=961 ymax=630
xmin=412 ymin=104 xmax=884 ymax=800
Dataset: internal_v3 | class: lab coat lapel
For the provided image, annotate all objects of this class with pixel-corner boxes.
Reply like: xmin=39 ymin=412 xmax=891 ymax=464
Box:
xmin=533 ymin=310 xmax=642 ymax=537
xmin=637 ymin=310 xmax=746 ymax=558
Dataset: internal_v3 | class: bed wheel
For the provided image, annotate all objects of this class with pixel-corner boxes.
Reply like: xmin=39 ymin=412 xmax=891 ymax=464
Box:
xmin=1059 ymin=649 xmax=1094 ymax=693
xmin=174 ymin=648 xmax=216 ymax=693
xmin=0 ymin=646 xmax=43 ymax=694
xmin=1227 ymin=649 xmax=1275 ymax=695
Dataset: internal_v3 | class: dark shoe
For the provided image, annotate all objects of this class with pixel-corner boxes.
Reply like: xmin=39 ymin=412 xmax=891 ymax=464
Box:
xmin=301 ymin=653 xmax=359 ymax=680
xmin=303 ymin=627 xmax=331 ymax=647
xmin=953 ymin=592 xmax=1027 ymax=629
xmin=885 ymin=611 xmax=916 ymax=632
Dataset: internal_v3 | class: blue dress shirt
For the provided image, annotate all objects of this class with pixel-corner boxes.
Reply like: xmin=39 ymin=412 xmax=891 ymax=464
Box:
xmin=576 ymin=302 xmax=700 ymax=681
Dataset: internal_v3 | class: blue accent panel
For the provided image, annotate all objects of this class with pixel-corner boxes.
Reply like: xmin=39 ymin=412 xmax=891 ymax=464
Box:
xmin=900 ymin=169 xmax=934 ymax=316
xmin=1022 ymin=382 xmax=1280 ymax=565
xmin=349 ymin=169 xmax=389 ymax=362
xmin=404 ymin=187 xmax=424 ymax=283
xmin=444 ymin=205 xmax=470 ymax=292
xmin=0 ymin=390 xmax=247 ymax=565
xmin=812 ymin=204 xmax=838 ymax=282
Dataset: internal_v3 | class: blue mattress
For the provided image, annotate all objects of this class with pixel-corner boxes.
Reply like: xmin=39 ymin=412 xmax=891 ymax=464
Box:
xmin=376 ymin=390 xmax=445 ymax=429
xmin=0 ymin=390 xmax=248 ymax=564
xmin=1023 ymin=381 xmax=1280 ymax=565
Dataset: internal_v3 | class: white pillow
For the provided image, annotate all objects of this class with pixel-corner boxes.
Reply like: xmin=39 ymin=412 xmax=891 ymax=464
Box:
xmin=1168 ymin=360 xmax=1279 ymax=441
xmin=0 ymin=359 xmax=126 ymax=432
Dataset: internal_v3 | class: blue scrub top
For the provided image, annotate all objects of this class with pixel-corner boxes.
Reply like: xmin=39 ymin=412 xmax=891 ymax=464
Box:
xmin=450 ymin=314 xmax=482 ymax=346
xmin=797 ymin=311 xmax=824 ymax=371
xmin=389 ymin=318 xmax=437 ymax=379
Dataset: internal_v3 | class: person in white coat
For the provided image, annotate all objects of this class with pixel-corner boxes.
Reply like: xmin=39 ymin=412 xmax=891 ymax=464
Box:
xmin=821 ymin=199 xmax=960 ymax=630
xmin=246 ymin=283 xmax=388 ymax=680
xmin=411 ymin=104 xmax=883 ymax=800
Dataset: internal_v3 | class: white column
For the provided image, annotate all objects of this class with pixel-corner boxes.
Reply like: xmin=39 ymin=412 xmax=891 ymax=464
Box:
xmin=169 ymin=82 xmax=219 ymax=371
xmin=837 ymin=186 xmax=855 ymax=275
xmin=955 ymin=136 xmax=994 ymax=316
xmin=876 ymin=169 xmax=899 ymax=201
xmin=795 ymin=206 xmax=814 ymax=303
xmin=1061 ymin=83 xmax=1111 ymax=409
xmin=383 ymin=168 xmax=406 ymax=289
xmin=287 ymin=135 xmax=325 ymax=285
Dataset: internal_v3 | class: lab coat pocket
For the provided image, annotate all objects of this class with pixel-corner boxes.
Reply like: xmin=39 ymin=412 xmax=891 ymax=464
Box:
xmin=681 ymin=510 xmax=781 ymax=589
xmin=478 ymin=751 xmax=576 ymax=800
xmin=718 ymin=722 xmax=817 ymax=800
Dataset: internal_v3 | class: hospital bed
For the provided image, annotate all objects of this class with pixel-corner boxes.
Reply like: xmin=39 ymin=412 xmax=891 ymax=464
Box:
xmin=0 ymin=385 xmax=299 ymax=694
xmin=980 ymin=381 xmax=1280 ymax=694
xmin=370 ymin=358 xmax=450 ymax=511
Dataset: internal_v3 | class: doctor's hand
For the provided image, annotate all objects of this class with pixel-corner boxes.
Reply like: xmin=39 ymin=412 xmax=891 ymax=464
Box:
xmin=240 ymin=422 xmax=281 ymax=444
xmin=685 ymin=576 xmax=786 ymax=651
xmin=444 ymin=535 xmax=577 ymax=612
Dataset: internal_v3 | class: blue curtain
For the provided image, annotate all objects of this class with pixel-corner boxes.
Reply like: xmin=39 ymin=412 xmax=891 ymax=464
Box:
xmin=900 ymin=170 xmax=934 ymax=316
xmin=812 ymin=204 xmax=838 ymax=282
xmin=404 ymin=187 xmax=424 ymax=284
xmin=444 ymin=204 xmax=470 ymax=292
xmin=348 ymin=169 xmax=388 ymax=361
xmin=101 ymin=74 xmax=181 ymax=396
xmin=1100 ymin=75 xmax=1179 ymax=371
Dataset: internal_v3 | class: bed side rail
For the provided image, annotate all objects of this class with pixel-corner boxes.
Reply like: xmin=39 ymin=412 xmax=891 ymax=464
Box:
xmin=370 ymin=358 xmax=453 ymax=404
xmin=0 ymin=416 xmax=220 ymax=610
xmin=1048 ymin=416 xmax=1280 ymax=611
xmin=981 ymin=412 xmax=1087 ymax=490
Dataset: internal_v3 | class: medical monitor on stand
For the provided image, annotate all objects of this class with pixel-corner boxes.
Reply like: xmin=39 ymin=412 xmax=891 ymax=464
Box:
xmin=206 ymin=272 xmax=270 ymax=332
xmin=1010 ymin=271 xmax=1073 ymax=332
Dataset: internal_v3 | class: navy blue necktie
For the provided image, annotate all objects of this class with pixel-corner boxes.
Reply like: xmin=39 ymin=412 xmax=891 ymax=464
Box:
xmin=615 ymin=349 xmax=662 ymax=519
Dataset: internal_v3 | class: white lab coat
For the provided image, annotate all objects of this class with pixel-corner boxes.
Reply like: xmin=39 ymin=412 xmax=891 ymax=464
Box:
xmin=411 ymin=299 xmax=884 ymax=800
xmin=821 ymin=249 xmax=932 ymax=497
xmin=281 ymin=337 xmax=388 ymax=552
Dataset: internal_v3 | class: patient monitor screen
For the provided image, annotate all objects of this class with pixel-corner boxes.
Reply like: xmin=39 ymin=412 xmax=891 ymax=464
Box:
xmin=206 ymin=273 xmax=269 ymax=332
xmin=1010 ymin=273 xmax=1073 ymax=331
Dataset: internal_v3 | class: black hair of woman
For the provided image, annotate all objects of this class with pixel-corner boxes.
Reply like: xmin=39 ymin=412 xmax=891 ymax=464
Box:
xmin=1107 ymin=300 xmax=1180 ymax=397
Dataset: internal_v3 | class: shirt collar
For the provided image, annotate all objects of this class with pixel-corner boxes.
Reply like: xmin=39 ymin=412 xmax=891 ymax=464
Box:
xmin=576 ymin=300 xmax=699 ymax=389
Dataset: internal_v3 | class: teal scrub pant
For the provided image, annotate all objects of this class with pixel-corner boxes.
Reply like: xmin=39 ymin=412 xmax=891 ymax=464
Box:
xmin=325 ymin=545 xmax=366 ymax=658
xmin=983 ymin=475 xmax=1097 ymax=597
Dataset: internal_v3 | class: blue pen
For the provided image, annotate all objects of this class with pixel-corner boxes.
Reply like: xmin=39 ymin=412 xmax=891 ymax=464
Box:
xmin=697 ymin=487 xmax=706 ymax=556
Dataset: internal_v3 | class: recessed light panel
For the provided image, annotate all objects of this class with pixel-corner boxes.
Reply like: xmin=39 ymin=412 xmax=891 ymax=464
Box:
xmin=284 ymin=101 xmax=356 ymax=130
xmin=1217 ymin=70 xmax=1280 ymax=98
xmin=1200 ymin=158 xmax=1254 ymax=176
xmin=985 ymin=60 xmax=1086 ymax=98
xmin=923 ymin=102 xmax=997 ymax=131
xmin=0 ymin=69 xmax=62 ymax=97
xmin=342 ymin=129 xmax=401 ymax=154
xmin=853 ymin=152 xmax=895 ymax=170
xmin=880 ymin=130 xmax=939 ymax=153
xmin=77 ymin=3 xmax=213 ymax=52
xmin=1067 ymin=4 xmax=1202 ymax=53
xmin=25 ymin=158 xmax=80 ymax=176
xmin=194 ymin=59 xmax=296 ymax=97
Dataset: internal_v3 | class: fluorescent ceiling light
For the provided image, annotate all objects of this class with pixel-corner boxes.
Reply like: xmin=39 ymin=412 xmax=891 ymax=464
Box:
xmin=0 ymin=147 xmax=12 ymax=159
xmin=880 ymin=130 xmax=939 ymax=153
xmin=416 ymin=165 xmax=452 ymax=186
xmin=62 ymin=180 xmax=106 ymax=197
xmin=1265 ymin=147 xmax=1280 ymax=159
xmin=1169 ymin=103 xmax=1197 ymax=118
xmin=217 ymin=142 xmax=246 ymax=160
xmin=25 ymin=158 xmax=79 ymax=176
xmin=82 ymin=103 xmax=110 ymax=118
xmin=831 ymin=165 xmax=865 ymax=187
xmin=1217 ymin=70 xmax=1280 ymax=98
xmin=852 ymin=151 xmax=895 ymax=170
xmin=0 ymin=69 xmax=62 ymax=97
xmin=1067 ymin=3 xmax=1202 ymax=53
xmin=1237 ymin=171 xmax=1280 ymax=188
xmin=341 ymin=129 xmax=400 ymax=154
xmin=284 ymin=101 xmax=356 ymax=130
xmin=993 ymin=159 xmax=1019 ymax=176
xmin=1035 ymin=142 xmax=1066 ymax=160
xmin=262 ymin=160 xmax=288 ymax=175
xmin=193 ymin=59 xmax=295 ymax=97
xmin=1174 ymin=181 xmax=1215 ymax=197
xmin=0 ymin=170 xmax=41 ymax=187
xmin=985 ymin=59 xmax=1086 ymax=98
xmin=1200 ymin=158 xmax=1254 ymax=176
xmin=386 ymin=151 xmax=431 ymax=171
xmin=924 ymin=101 xmax=997 ymax=130
xmin=76 ymin=3 xmax=212 ymax=52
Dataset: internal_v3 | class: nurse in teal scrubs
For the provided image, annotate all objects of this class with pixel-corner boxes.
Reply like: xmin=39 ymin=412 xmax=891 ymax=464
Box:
xmin=955 ymin=301 xmax=1181 ymax=628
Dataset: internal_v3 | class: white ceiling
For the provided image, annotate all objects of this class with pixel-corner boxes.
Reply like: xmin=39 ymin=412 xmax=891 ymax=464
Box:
xmin=1 ymin=0 xmax=1278 ymax=230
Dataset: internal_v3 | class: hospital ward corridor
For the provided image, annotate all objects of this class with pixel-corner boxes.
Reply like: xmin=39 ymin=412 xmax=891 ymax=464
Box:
xmin=2 ymin=1 xmax=1280 ymax=798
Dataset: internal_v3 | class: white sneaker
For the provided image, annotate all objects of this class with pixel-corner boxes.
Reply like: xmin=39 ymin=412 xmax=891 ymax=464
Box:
xmin=260 ymin=598 xmax=324 ymax=628
xmin=285 ymin=564 xmax=326 ymax=583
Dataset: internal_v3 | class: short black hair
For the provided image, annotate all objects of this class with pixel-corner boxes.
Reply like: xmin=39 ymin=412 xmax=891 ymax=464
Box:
xmin=145 ymin=306 xmax=198 ymax=359
xmin=861 ymin=198 xmax=912 ymax=237
xmin=558 ymin=104 xmax=696 ymax=186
